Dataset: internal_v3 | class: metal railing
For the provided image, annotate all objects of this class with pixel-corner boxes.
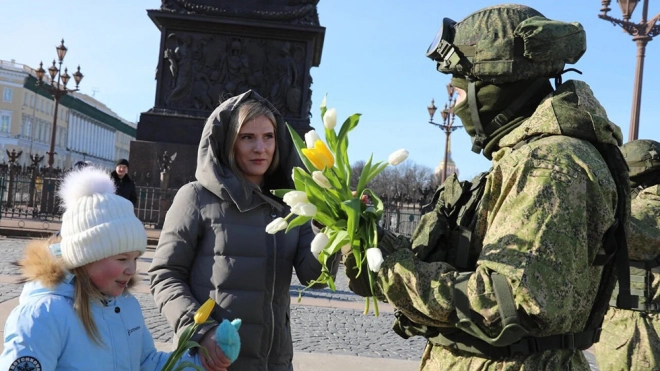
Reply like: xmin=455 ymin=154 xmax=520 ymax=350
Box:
xmin=0 ymin=175 xmax=175 ymax=229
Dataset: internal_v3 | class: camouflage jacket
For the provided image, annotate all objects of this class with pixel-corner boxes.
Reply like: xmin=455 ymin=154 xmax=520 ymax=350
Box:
xmin=375 ymin=80 xmax=625 ymax=368
xmin=628 ymin=184 xmax=660 ymax=305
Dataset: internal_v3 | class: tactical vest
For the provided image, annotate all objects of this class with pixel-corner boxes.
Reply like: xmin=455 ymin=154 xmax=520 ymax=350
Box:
xmin=392 ymin=136 xmax=631 ymax=359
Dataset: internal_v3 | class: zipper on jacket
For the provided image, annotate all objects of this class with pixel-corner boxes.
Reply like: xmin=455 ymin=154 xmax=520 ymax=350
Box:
xmin=267 ymin=206 xmax=277 ymax=359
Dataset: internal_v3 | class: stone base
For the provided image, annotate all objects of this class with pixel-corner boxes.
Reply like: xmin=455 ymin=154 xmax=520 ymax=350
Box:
xmin=128 ymin=140 xmax=199 ymax=188
xmin=136 ymin=110 xmax=205 ymax=146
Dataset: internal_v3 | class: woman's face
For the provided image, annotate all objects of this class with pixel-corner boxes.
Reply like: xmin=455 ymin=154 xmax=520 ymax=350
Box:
xmin=234 ymin=115 xmax=276 ymax=185
xmin=84 ymin=251 xmax=140 ymax=297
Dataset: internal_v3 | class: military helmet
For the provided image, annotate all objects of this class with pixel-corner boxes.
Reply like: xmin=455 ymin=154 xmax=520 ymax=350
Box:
xmin=621 ymin=139 xmax=660 ymax=178
xmin=426 ymin=4 xmax=587 ymax=83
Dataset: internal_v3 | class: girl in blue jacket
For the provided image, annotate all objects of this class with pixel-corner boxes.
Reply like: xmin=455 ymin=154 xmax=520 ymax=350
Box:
xmin=0 ymin=167 xmax=214 ymax=371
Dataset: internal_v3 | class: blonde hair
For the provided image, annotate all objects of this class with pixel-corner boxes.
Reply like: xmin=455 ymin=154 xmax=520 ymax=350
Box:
xmin=224 ymin=99 xmax=280 ymax=193
xmin=70 ymin=266 xmax=105 ymax=346
xmin=19 ymin=237 xmax=106 ymax=346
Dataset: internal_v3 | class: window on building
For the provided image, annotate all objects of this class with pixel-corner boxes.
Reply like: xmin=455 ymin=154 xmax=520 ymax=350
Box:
xmin=3 ymin=88 xmax=12 ymax=103
xmin=0 ymin=111 xmax=12 ymax=133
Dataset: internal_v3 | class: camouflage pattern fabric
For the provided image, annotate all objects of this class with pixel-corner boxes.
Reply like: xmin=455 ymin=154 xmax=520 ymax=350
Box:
xmin=375 ymin=80 xmax=623 ymax=371
xmin=438 ymin=4 xmax=586 ymax=84
xmin=595 ymin=184 xmax=660 ymax=371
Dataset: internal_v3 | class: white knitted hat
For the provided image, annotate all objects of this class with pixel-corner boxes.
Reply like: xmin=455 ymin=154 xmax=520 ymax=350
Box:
xmin=58 ymin=167 xmax=146 ymax=269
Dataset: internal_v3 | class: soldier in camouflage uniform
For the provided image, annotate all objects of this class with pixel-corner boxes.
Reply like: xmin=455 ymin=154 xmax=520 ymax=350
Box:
xmin=343 ymin=4 xmax=631 ymax=371
xmin=595 ymin=139 xmax=660 ymax=371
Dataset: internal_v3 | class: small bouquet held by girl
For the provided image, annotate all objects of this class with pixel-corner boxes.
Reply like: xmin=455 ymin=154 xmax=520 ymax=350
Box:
xmin=266 ymin=97 xmax=408 ymax=315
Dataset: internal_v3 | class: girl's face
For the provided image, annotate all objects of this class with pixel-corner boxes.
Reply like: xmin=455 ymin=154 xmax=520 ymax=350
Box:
xmin=84 ymin=251 xmax=141 ymax=297
xmin=234 ymin=115 xmax=276 ymax=185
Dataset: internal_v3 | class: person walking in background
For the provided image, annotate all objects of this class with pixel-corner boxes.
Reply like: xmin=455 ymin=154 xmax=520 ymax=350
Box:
xmin=342 ymin=4 xmax=630 ymax=370
xmin=111 ymin=158 xmax=138 ymax=207
xmin=595 ymin=139 xmax=660 ymax=371
xmin=0 ymin=167 xmax=212 ymax=370
xmin=148 ymin=90 xmax=338 ymax=371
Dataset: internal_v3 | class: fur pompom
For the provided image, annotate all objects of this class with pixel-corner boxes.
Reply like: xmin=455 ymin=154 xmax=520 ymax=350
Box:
xmin=58 ymin=167 xmax=116 ymax=211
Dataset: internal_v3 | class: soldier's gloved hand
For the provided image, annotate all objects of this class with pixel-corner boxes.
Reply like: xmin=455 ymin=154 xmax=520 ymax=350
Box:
xmin=341 ymin=244 xmax=377 ymax=297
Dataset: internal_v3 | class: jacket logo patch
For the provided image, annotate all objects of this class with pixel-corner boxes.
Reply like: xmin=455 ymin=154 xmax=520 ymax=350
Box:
xmin=9 ymin=356 xmax=42 ymax=371
xmin=127 ymin=325 xmax=141 ymax=336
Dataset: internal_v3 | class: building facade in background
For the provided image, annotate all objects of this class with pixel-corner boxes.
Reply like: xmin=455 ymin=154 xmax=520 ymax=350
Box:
xmin=435 ymin=135 xmax=459 ymax=183
xmin=0 ymin=59 xmax=135 ymax=170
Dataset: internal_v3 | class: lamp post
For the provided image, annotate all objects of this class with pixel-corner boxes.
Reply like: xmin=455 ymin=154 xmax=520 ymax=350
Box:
xmin=598 ymin=0 xmax=660 ymax=141
xmin=428 ymin=83 xmax=463 ymax=183
xmin=34 ymin=39 xmax=83 ymax=172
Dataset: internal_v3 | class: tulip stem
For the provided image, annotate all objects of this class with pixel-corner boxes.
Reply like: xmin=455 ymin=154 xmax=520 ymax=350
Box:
xmin=363 ymin=297 xmax=370 ymax=315
xmin=373 ymin=296 xmax=379 ymax=316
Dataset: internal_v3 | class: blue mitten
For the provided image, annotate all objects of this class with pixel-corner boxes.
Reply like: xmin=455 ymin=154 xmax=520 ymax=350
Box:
xmin=214 ymin=318 xmax=241 ymax=363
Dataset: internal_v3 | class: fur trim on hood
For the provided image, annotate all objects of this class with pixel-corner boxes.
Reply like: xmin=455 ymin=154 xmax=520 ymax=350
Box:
xmin=19 ymin=240 xmax=66 ymax=288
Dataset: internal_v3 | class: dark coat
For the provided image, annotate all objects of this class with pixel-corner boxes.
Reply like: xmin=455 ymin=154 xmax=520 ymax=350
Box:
xmin=148 ymin=90 xmax=336 ymax=371
xmin=110 ymin=171 xmax=137 ymax=207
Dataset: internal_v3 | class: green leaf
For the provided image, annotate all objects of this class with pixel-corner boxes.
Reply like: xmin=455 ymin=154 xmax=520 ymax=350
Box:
xmin=340 ymin=198 xmax=361 ymax=242
xmin=287 ymin=123 xmax=316 ymax=173
xmin=173 ymin=361 xmax=206 ymax=371
xmin=271 ymin=189 xmax=295 ymax=198
xmin=326 ymin=230 xmax=350 ymax=255
xmin=366 ymin=162 xmax=389 ymax=185
xmin=325 ymin=128 xmax=338 ymax=155
xmin=313 ymin=211 xmax=336 ymax=228
xmin=363 ymin=188 xmax=385 ymax=219
xmin=337 ymin=113 xmax=361 ymax=142
xmin=292 ymin=167 xmax=308 ymax=191
xmin=320 ymin=94 xmax=327 ymax=121
xmin=286 ymin=215 xmax=312 ymax=232
xmin=355 ymin=155 xmax=374 ymax=195
xmin=334 ymin=113 xmax=361 ymax=183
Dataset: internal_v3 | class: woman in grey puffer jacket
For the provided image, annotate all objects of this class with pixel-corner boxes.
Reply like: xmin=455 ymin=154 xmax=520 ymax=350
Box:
xmin=149 ymin=90 xmax=336 ymax=371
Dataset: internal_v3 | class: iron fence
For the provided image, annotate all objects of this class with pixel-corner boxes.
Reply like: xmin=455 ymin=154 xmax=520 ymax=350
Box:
xmin=0 ymin=174 xmax=175 ymax=229
xmin=1 ymin=172 xmax=432 ymax=237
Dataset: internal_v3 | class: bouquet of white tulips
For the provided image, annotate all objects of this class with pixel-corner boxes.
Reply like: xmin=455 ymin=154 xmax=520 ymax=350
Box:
xmin=266 ymin=96 xmax=408 ymax=315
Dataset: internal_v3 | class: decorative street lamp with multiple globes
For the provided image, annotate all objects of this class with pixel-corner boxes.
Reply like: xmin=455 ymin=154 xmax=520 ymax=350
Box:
xmin=427 ymin=83 xmax=463 ymax=184
xmin=34 ymin=39 xmax=83 ymax=172
xmin=598 ymin=0 xmax=660 ymax=141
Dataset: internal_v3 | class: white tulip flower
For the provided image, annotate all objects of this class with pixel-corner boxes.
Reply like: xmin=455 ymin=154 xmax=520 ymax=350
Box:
xmin=291 ymin=202 xmax=318 ymax=217
xmin=323 ymin=108 xmax=337 ymax=130
xmin=304 ymin=130 xmax=322 ymax=149
xmin=265 ymin=217 xmax=288 ymax=234
xmin=388 ymin=149 xmax=409 ymax=166
xmin=283 ymin=191 xmax=308 ymax=207
xmin=310 ymin=233 xmax=329 ymax=259
xmin=366 ymin=248 xmax=384 ymax=272
xmin=312 ymin=171 xmax=332 ymax=189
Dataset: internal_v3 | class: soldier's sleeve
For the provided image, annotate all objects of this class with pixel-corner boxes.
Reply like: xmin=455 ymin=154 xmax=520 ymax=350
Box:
xmin=628 ymin=191 xmax=660 ymax=260
xmin=377 ymin=154 xmax=615 ymax=336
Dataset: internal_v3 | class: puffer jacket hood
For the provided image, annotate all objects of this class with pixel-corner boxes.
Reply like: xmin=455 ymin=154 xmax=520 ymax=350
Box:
xmin=498 ymin=80 xmax=623 ymax=149
xmin=195 ymin=90 xmax=301 ymax=212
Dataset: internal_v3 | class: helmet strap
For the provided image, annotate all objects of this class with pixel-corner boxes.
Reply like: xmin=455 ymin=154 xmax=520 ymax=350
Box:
xmin=468 ymin=79 xmax=487 ymax=154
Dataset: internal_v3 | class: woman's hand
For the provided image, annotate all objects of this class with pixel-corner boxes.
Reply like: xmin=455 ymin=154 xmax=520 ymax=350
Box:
xmin=200 ymin=330 xmax=232 ymax=371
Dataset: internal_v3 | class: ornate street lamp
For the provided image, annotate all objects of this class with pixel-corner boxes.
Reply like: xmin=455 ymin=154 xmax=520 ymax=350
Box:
xmin=599 ymin=0 xmax=660 ymax=141
xmin=428 ymin=82 xmax=463 ymax=184
xmin=35 ymin=39 xmax=84 ymax=172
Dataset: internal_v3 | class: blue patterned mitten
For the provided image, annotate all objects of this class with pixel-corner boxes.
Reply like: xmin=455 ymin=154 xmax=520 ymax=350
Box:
xmin=214 ymin=318 xmax=242 ymax=363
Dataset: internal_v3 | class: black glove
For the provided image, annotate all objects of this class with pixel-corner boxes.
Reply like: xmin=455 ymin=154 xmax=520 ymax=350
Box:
xmin=342 ymin=245 xmax=375 ymax=297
